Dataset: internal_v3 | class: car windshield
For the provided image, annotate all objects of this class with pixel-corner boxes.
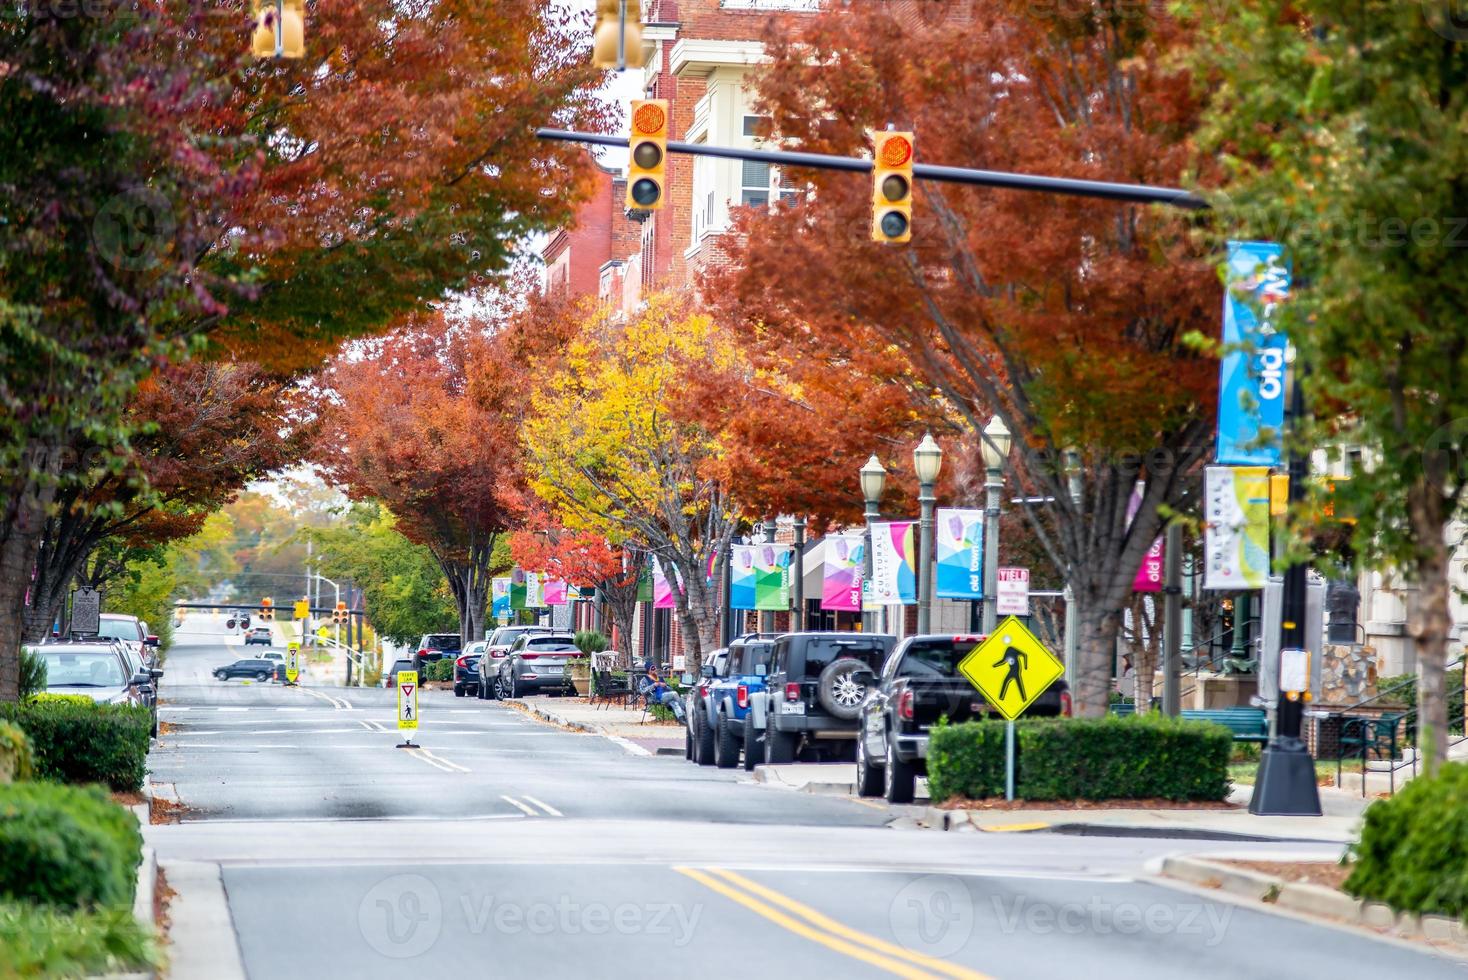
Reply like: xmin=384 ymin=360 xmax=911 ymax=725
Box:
xmin=489 ymin=628 xmax=543 ymax=647
xmin=897 ymin=640 xmax=972 ymax=678
xmin=801 ymin=637 xmax=889 ymax=677
xmin=96 ymin=619 xmax=140 ymax=643
xmin=42 ymin=651 xmax=126 ymax=687
xmin=523 ymin=637 xmax=578 ymax=651
xmin=252 ymin=628 xmax=270 ymax=636
xmin=464 ymin=642 xmax=486 ymax=655
xmin=735 ymin=643 xmax=774 ymax=674
xmin=422 ymin=635 xmax=460 ymax=651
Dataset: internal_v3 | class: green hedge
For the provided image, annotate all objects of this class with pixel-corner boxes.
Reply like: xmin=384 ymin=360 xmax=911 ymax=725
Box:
xmin=425 ymin=658 xmax=455 ymax=682
xmin=927 ymin=715 xmax=1233 ymax=802
xmin=0 ymin=723 xmax=33 ymax=783
xmin=1345 ymin=762 xmax=1468 ymax=921
xmin=0 ymin=900 xmax=160 ymax=977
xmin=0 ymin=782 xmax=142 ymax=910
xmin=0 ymin=701 xmax=151 ymax=792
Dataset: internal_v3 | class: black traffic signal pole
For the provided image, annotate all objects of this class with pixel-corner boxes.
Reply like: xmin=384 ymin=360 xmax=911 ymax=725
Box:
xmin=540 ymin=123 xmax=1318 ymax=814
xmin=534 ymin=128 xmax=1208 ymax=209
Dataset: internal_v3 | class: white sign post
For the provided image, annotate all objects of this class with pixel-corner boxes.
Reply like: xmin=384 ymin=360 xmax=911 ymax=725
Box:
xmin=996 ymin=568 xmax=1030 ymax=617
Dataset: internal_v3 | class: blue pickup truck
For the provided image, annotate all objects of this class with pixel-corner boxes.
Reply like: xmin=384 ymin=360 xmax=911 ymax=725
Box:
xmin=704 ymin=634 xmax=780 ymax=770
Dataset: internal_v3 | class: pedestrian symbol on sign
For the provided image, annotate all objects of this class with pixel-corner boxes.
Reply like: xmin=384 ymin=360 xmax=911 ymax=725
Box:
xmin=396 ymin=670 xmax=419 ymax=748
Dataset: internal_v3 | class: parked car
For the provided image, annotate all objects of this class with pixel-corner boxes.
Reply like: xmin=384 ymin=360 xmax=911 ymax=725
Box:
xmin=383 ymin=658 xmax=416 ymax=688
xmin=492 ymin=633 xmax=581 ymax=699
xmin=112 ymin=641 xmax=161 ymax=736
xmin=96 ymin=613 xmax=157 ymax=666
xmin=856 ymin=634 xmax=1072 ymax=803
xmin=454 ymin=641 xmax=486 ymax=698
xmin=759 ymin=632 xmax=897 ymax=765
xmin=412 ymin=633 xmax=461 ymax=675
xmin=706 ymin=634 xmax=779 ymax=770
xmin=213 ymin=658 xmax=277 ymax=682
xmin=244 ymin=627 xmax=274 ymax=646
xmin=477 ymin=626 xmax=553 ymax=699
xmin=32 ymin=642 xmax=157 ymax=723
xmin=684 ymin=647 xmax=729 ymax=764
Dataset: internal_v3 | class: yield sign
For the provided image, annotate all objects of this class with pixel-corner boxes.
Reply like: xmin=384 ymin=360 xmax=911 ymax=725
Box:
xmin=396 ymin=670 xmax=419 ymax=730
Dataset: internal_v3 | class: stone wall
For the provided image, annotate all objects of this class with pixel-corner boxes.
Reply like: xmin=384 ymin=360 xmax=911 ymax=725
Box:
xmin=1319 ymin=643 xmax=1380 ymax=707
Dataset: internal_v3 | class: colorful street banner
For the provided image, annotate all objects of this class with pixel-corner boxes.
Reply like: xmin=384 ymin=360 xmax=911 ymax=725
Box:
xmin=1204 ymin=465 xmax=1272 ymax=589
xmin=525 ymin=571 xmax=545 ymax=609
xmin=491 ymin=578 xmax=510 ymax=620
xmin=637 ymin=565 xmax=653 ymax=603
xmin=652 ymin=559 xmax=675 ymax=609
xmin=871 ymin=521 xmax=917 ymax=605
xmin=753 ymin=544 xmax=792 ymax=611
xmin=1217 ymin=240 xmax=1291 ymax=466
xmin=820 ymin=534 xmax=864 ymax=612
xmin=1125 ymin=482 xmax=1165 ymax=593
xmin=730 ymin=545 xmax=757 ymax=610
xmin=934 ymin=508 xmax=985 ymax=599
xmin=544 ymin=578 xmax=569 ymax=606
xmin=509 ymin=567 xmax=528 ymax=610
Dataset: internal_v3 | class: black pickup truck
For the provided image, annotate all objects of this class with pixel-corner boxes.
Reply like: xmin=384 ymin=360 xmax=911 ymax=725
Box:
xmin=856 ymin=634 xmax=1072 ymax=803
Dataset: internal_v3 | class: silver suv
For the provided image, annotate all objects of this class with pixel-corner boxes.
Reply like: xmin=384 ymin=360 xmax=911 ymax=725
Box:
xmin=491 ymin=633 xmax=581 ymax=700
xmin=477 ymin=625 xmax=553 ymax=698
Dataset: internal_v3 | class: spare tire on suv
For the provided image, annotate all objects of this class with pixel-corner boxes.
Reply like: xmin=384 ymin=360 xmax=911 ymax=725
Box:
xmin=817 ymin=658 xmax=875 ymax=720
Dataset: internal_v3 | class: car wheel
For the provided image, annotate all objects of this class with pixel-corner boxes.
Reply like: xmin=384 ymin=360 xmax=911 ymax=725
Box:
xmin=685 ymin=724 xmax=694 ymax=760
xmin=213 ymin=671 xmax=225 ymax=681
xmin=696 ymin=710 xmax=716 ymax=766
xmin=453 ymin=684 xmax=465 ymax=698
xmin=764 ymin=724 xmax=796 ymax=765
xmin=256 ymin=671 xmax=270 ymax=682
xmin=884 ymin=737 xmax=916 ymax=804
xmin=714 ymin=713 xmax=739 ymax=769
xmin=742 ymin=714 xmax=761 ymax=772
xmin=855 ymin=727 xmax=883 ymax=797
xmin=817 ymin=658 xmax=874 ymax=721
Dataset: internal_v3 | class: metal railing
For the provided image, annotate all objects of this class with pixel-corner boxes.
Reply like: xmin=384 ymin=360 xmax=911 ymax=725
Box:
xmin=1330 ymin=660 xmax=1467 ymax=796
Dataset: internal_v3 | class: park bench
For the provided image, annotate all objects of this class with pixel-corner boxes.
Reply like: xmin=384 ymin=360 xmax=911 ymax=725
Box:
xmin=1108 ymin=702 xmax=1269 ymax=742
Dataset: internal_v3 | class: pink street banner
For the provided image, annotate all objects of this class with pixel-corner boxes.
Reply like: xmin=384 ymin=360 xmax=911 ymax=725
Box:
xmin=652 ymin=558 xmax=677 ymax=609
xmin=544 ymin=578 xmax=569 ymax=606
xmin=1126 ymin=482 xmax=1165 ymax=593
xmin=820 ymin=534 xmax=864 ymax=612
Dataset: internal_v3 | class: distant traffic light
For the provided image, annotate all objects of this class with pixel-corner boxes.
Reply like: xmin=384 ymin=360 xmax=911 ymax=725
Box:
xmin=871 ymin=130 xmax=914 ymax=243
xmin=626 ymin=99 xmax=668 ymax=210
xmin=251 ymin=0 xmax=304 ymax=59
xmin=333 ymin=602 xmax=348 ymax=625
xmin=260 ymin=597 xmax=274 ymax=622
xmin=592 ymin=0 xmax=643 ymax=69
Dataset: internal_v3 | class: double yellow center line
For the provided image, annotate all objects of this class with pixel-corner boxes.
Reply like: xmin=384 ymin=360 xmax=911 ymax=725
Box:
xmin=674 ymin=867 xmax=990 ymax=980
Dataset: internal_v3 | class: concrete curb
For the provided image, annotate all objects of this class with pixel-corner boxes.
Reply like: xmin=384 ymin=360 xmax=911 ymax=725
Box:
xmin=1159 ymin=855 xmax=1468 ymax=951
xmin=132 ymin=844 xmax=156 ymax=927
xmin=503 ymin=699 xmax=592 ymax=734
xmin=160 ymin=861 xmax=248 ymax=980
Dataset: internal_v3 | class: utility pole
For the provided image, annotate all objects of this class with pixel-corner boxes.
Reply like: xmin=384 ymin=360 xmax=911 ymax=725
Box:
xmin=1161 ymin=521 xmax=1182 ymax=715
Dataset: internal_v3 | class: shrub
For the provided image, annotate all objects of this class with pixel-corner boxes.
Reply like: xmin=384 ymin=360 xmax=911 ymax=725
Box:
xmin=927 ymin=714 xmax=1233 ymax=803
xmin=19 ymin=647 xmax=46 ymax=700
xmin=26 ymin=694 xmax=95 ymax=707
xmin=0 ymin=723 xmax=34 ymax=784
xmin=0 ymin=700 xmax=151 ymax=792
xmin=1344 ymin=762 xmax=1468 ymax=921
xmin=0 ymin=782 xmax=142 ymax=910
xmin=426 ymin=658 xmax=455 ymax=682
xmin=574 ymin=630 xmax=610 ymax=655
xmin=0 ymin=900 xmax=161 ymax=976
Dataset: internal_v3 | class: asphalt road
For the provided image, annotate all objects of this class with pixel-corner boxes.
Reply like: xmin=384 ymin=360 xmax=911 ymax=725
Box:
xmin=146 ymin=615 xmax=1468 ymax=979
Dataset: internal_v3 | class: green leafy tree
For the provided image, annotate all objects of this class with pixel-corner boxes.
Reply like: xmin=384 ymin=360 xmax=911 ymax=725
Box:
xmin=1195 ymin=0 xmax=1468 ymax=769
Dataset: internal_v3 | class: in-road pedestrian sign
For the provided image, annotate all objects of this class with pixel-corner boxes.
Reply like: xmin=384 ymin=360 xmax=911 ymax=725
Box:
xmin=397 ymin=671 xmax=419 ymax=731
xmin=285 ymin=642 xmax=300 ymax=684
xmin=957 ymin=616 xmax=1063 ymax=721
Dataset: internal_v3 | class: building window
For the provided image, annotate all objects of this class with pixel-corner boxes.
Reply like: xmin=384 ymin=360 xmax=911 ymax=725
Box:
xmin=692 ymin=151 xmax=715 ymax=239
xmin=741 ymin=160 xmax=771 ymax=208
xmin=742 ymin=115 xmax=771 ymax=138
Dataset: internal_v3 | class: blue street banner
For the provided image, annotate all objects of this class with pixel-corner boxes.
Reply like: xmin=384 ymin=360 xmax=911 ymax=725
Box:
xmin=1217 ymin=241 xmax=1291 ymax=466
xmin=934 ymin=508 xmax=985 ymax=600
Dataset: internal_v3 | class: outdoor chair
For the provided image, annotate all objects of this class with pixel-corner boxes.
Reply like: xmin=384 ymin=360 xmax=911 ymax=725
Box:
xmin=591 ymin=668 xmax=632 ymax=709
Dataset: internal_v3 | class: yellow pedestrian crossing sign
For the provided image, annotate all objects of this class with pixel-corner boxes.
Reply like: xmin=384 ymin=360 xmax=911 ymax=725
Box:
xmin=397 ymin=670 xmax=419 ymax=731
xmin=285 ymin=641 xmax=300 ymax=684
xmin=293 ymin=599 xmax=310 ymax=619
xmin=957 ymin=616 xmax=1064 ymax=721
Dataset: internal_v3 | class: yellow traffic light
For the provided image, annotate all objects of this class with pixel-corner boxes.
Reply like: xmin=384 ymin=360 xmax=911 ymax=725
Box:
xmin=626 ymin=99 xmax=668 ymax=210
xmin=261 ymin=597 xmax=274 ymax=622
xmin=334 ymin=602 xmax=348 ymax=624
xmin=252 ymin=0 xmax=304 ymax=59
xmin=593 ymin=0 xmax=644 ymax=69
xmin=871 ymin=130 xmax=914 ymax=243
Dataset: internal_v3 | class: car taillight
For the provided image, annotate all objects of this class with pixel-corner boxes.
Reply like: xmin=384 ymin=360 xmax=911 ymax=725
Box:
xmin=520 ymin=652 xmax=540 ymax=660
xmin=456 ymin=656 xmax=468 ymax=668
xmin=784 ymin=682 xmax=800 ymax=702
xmin=898 ymin=689 xmax=914 ymax=721
xmin=417 ymin=649 xmax=429 ymax=658
xmin=1060 ymin=691 xmax=1073 ymax=717
xmin=737 ymin=685 xmax=748 ymax=708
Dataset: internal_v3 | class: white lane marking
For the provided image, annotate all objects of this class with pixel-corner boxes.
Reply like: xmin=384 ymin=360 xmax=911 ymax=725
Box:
xmin=216 ymin=707 xmax=249 ymax=712
xmin=407 ymin=750 xmax=460 ymax=773
xmin=275 ymin=707 xmax=307 ymax=712
xmin=500 ymin=795 xmax=538 ymax=817
xmin=605 ymin=736 xmax=653 ymax=757
xmin=418 ymin=748 xmax=470 ymax=773
xmin=299 ymin=688 xmax=351 ymax=710
xmin=159 ymin=706 xmax=191 ymax=711
xmin=521 ymin=795 xmax=563 ymax=817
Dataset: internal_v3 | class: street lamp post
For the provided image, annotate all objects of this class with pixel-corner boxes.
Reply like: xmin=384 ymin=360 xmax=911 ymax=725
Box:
xmin=859 ymin=456 xmax=887 ymax=633
xmin=913 ymin=433 xmax=944 ymax=635
xmin=791 ymin=517 xmax=806 ymax=632
xmin=980 ymin=416 xmax=1012 ymax=634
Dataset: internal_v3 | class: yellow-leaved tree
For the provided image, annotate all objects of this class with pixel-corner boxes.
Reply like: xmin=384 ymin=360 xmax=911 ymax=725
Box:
xmin=523 ymin=295 xmax=742 ymax=669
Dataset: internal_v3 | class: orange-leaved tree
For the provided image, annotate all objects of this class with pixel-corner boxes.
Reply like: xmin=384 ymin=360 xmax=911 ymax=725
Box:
xmin=713 ymin=1 xmax=1221 ymax=714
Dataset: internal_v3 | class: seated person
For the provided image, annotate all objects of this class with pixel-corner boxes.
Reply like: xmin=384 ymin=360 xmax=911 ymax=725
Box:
xmin=638 ymin=665 xmax=686 ymax=724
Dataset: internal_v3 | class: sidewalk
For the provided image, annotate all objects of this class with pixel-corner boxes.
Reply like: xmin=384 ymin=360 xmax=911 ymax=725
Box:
xmin=507 ymin=695 xmax=686 ymax=755
xmin=754 ymin=763 xmax=1368 ymax=843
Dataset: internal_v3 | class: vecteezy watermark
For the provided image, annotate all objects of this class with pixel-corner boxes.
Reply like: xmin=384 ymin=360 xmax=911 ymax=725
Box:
xmin=358 ymin=874 xmax=443 ymax=959
xmin=92 ymin=188 xmax=175 ymax=271
xmin=889 ymin=875 xmax=975 ymax=958
xmin=991 ymin=895 xmax=1234 ymax=946
xmin=457 ymin=894 xmax=703 ymax=946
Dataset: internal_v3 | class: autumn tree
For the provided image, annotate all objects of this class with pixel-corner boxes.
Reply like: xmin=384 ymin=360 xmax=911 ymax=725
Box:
xmin=1195 ymin=0 xmax=1468 ymax=769
xmin=713 ymin=2 xmax=1220 ymax=714
xmin=509 ymin=527 xmax=646 ymax=659
xmin=316 ymin=318 xmax=525 ymax=643
xmin=20 ymin=361 xmax=298 ymax=640
xmin=523 ymin=295 xmax=743 ymax=669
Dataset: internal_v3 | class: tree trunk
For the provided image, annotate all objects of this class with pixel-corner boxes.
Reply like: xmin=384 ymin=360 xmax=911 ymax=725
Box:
xmin=1126 ymin=594 xmax=1158 ymax=710
xmin=1410 ymin=539 xmax=1452 ymax=775
xmin=1071 ymin=594 xmax=1124 ymax=717
xmin=0 ymin=471 xmax=56 ymax=702
xmin=670 ymin=560 xmax=721 ymax=674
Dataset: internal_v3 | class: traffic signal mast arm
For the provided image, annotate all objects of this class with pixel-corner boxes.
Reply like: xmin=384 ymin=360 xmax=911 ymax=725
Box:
xmin=535 ymin=127 xmax=1208 ymax=210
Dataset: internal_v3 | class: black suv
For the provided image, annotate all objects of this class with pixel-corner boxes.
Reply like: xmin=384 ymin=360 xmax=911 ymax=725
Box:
xmin=214 ymin=658 xmax=277 ymax=681
xmin=857 ymin=634 xmax=1072 ymax=803
xmin=761 ymin=632 xmax=896 ymax=764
